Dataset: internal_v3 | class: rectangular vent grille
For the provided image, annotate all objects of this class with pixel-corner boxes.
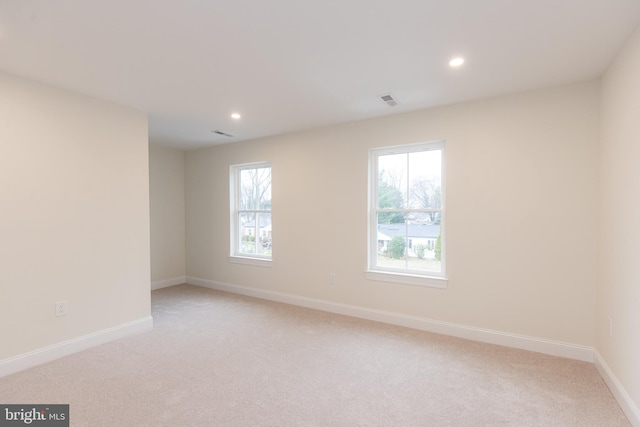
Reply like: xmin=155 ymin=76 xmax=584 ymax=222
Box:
xmin=379 ymin=94 xmax=398 ymax=107
xmin=212 ymin=130 xmax=234 ymax=137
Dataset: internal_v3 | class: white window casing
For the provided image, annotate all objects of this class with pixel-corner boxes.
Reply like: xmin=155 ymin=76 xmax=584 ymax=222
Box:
xmin=229 ymin=161 xmax=272 ymax=266
xmin=367 ymin=141 xmax=447 ymax=288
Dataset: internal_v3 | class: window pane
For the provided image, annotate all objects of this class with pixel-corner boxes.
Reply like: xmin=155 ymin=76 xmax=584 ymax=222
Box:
xmin=240 ymin=167 xmax=271 ymax=210
xmin=376 ymin=213 xmax=442 ymax=274
xmin=406 ymin=218 xmax=441 ymax=273
xmin=239 ymin=169 xmax=252 ymax=210
xmin=377 ymin=153 xmax=406 ymax=209
xmin=376 ymin=214 xmax=407 ymax=268
xmin=239 ymin=212 xmax=257 ymax=254
xmin=256 ymin=213 xmax=272 ymax=256
xmin=257 ymin=167 xmax=271 ymax=210
xmin=408 ymin=150 xmax=442 ymax=209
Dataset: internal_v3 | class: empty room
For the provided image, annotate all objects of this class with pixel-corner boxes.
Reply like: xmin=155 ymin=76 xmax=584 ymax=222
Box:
xmin=1 ymin=1 xmax=639 ymax=426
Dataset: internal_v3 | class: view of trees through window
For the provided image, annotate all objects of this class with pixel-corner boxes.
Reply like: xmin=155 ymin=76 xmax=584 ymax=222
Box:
xmin=237 ymin=165 xmax=272 ymax=257
xmin=374 ymin=146 xmax=443 ymax=274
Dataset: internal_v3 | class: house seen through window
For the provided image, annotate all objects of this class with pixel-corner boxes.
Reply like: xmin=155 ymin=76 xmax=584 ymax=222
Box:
xmin=369 ymin=141 xmax=445 ymax=285
xmin=230 ymin=162 xmax=272 ymax=261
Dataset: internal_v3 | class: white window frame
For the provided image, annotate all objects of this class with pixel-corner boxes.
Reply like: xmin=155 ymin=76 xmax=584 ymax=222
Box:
xmin=366 ymin=141 xmax=447 ymax=288
xmin=229 ymin=161 xmax=272 ymax=267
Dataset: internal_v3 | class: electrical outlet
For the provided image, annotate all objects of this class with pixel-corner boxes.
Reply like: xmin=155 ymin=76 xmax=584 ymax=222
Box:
xmin=329 ymin=273 xmax=336 ymax=284
xmin=55 ymin=301 xmax=68 ymax=317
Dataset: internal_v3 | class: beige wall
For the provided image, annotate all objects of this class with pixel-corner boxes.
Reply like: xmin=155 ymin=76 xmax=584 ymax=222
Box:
xmin=0 ymin=72 xmax=151 ymax=360
xmin=599 ymin=24 xmax=640 ymax=410
xmin=149 ymin=145 xmax=186 ymax=284
xmin=186 ymin=82 xmax=599 ymax=346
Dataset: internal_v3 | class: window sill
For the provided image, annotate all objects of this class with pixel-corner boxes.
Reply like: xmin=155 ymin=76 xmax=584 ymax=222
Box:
xmin=365 ymin=270 xmax=447 ymax=289
xmin=228 ymin=256 xmax=272 ymax=268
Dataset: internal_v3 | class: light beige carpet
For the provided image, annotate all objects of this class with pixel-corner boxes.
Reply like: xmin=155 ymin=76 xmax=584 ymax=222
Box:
xmin=0 ymin=284 xmax=630 ymax=426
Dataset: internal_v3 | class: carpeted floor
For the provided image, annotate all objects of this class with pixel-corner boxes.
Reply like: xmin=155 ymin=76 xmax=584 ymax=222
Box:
xmin=0 ymin=284 xmax=630 ymax=426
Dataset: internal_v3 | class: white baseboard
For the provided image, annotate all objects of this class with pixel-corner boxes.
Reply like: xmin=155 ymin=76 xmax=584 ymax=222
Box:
xmin=186 ymin=276 xmax=594 ymax=362
xmin=151 ymin=276 xmax=186 ymax=290
xmin=0 ymin=316 xmax=153 ymax=378
xmin=595 ymin=351 xmax=640 ymax=426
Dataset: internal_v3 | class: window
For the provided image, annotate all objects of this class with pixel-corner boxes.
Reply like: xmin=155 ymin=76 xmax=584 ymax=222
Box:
xmin=367 ymin=141 xmax=446 ymax=287
xmin=230 ymin=162 xmax=272 ymax=265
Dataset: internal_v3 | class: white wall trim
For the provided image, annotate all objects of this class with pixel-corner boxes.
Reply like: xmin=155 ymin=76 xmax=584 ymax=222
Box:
xmin=365 ymin=270 xmax=448 ymax=289
xmin=227 ymin=256 xmax=272 ymax=268
xmin=594 ymin=351 xmax=640 ymax=426
xmin=151 ymin=276 xmax=187 ymax=290
xmin=0 ymin=316 xmax=153 ymax=378
xmin=186 ymin=276 xmax=594 ymax=362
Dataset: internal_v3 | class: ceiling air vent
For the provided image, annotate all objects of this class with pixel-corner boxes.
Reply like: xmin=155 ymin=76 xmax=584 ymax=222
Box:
xmin=379 ymin=93 xmax=399 ymax=107
xmin=212 ymin=130 xmax=234 ymax=137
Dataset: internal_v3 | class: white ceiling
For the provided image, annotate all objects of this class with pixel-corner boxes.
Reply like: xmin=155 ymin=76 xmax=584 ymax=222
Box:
xmin=1 ymin=1 xmax=639 ymax=150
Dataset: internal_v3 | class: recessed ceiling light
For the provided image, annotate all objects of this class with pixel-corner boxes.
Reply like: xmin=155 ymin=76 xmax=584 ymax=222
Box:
xmin=449 ymin=57 xmax=465 ymax=68
xmin=231 ymin=113 xmax=241 ymax=120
